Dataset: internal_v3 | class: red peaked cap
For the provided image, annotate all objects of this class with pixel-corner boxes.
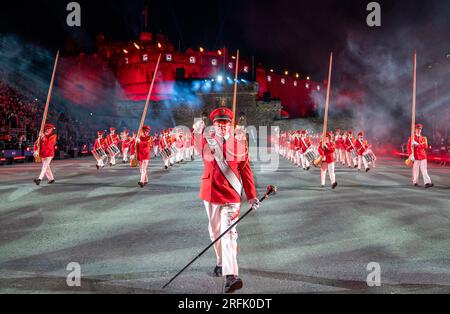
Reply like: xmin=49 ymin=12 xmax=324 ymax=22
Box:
xmin=210 ymin=107 xmax=233 ymax=122
xmin=110 ymin=127 xmax=116 ymax=131
xmin=45 ymin=124 xmax=56 ymax=130
xmin=97 ymin=130 xmax=104 ymax=135
xmin=416 ymin=124 xmax=424 ymax=129
xmin=142 ymin=126 xmax=151 ymax=132
xmin=358 ymin=132 xmax=364 ymax=137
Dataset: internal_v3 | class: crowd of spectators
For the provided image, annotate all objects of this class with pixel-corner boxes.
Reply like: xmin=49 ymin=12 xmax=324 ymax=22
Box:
xmin=0 ymin=81 xmax=95 ymax=154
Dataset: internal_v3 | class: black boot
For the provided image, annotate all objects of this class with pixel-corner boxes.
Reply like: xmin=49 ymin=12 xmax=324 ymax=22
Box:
xmin=425 ymin=183 xmax=434 ymax=189
xmin=138 ymin=182 xmax=144 ymax=188
xmin=366 ymin=168 xmax=370 ymax=172
xmin=33 ymin=179 xmax=41 ymax=186
xmin=48 ymin=180 xmax=56 ymax=185
xmin=213 ymin=266 xmax=223 ymax=278
xmin=332 ymin=182 xmax=338 ymax=189
xmin=224 ymin=276 xmax=243 ymax=294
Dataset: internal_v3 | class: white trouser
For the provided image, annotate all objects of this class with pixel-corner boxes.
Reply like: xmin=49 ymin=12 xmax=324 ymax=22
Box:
xmin=204 ymin=201 xmax=241 ymax=276
xmin=153 ymin=146 xmax=158 ymax=157
xmin=123 ymin=148 xmax=129 ymax=162
xmin=321 ymin=162 xmax=336 ymax=186
xmin=346 ymin=151 xmax=357 ymax=167
xmin=413 ymin=160 xmax=432 ymax=185
xmin=139 ymin=160 xmax=149 ymax=183
xmin=185 ymin=146 xmax=191 ymax=160
xmin=163 ymin=157 xmax=170 ymax=168
xmin=338 ymin=149 xmax=346 ymax=164
xmin=97 ymin=157 xmax=105 ymax=167
xmin=300 ymin=153 xmax=310 ymax=169
xmin=358 ymin=155 xmax=369 ymax=170
xmin=110 ymin=155 xmax=116 ymax=165
xmin=39 ymin=157 xmax=54 ymax=181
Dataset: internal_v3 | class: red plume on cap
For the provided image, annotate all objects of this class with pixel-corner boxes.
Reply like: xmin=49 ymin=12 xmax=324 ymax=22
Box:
xmin=210 ymin=107 xmax=233 ymax=122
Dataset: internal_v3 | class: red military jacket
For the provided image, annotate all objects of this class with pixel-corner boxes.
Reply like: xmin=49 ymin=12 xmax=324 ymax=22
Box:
xmin=94 ymin=138 xmax=106 ymax=150
xmin=354 ymin=139 xmax=369 ymax=156
xmin=345 ymin=137 xmax=356 ymax=152
xmin=175 ymin=134 xmax=184 ymax=149
xmin=299 ymin=137 xmax=311 ymax=153
xmin=136 ymin=136 xmax=153 ymax=161
xmin=293 ymin=136 xmax=301 ymax=151
xmin=407 ymin=135 xmax=428 ymax=161
xmin=36 ymin=134 xmax=57 ymax=158
xmin=318 ymin=141 xmax=336 ymax=163
xmin=159 ymin=135 xmax=172 ymax=150
xmin=121 ymin=136 xmax=132 ymax=150
xmin=336 ymin=136 xmax=345 ymax=150
xmin=194 ymin=132 xmax=257 ymax=204
xmin=106 ymin=134 xmax=120 ymax=147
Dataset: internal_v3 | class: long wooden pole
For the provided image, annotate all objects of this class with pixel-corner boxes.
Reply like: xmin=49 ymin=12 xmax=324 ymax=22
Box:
xmin=138 ymin=54 xmax=162 ymax=137
xmin=232 ymin=49 xmax=240 ymax=126
xmin=36 ymin=50 xmax=60 ymax=161
xmin=322 ymin=52 xmax=333 ymax=143
xmin=411 ymin=50 xmax=417 ymax=158
xmin=131 ymin=54 xmax=161 ymax=167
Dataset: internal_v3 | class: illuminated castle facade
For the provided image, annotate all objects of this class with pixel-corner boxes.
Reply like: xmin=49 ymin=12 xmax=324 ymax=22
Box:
xmin=58 ymin=32 xmax=324 ymax=128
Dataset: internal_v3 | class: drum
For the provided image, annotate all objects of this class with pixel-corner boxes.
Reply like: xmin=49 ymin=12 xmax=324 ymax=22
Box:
xmin=304 ymin=149 xmax=317 ymax=164
xmin=92 ymin=148 xmax=107 ymax=161
xmin=107 ymin=144 xmax=120 ymax=156
xmin=160 ymin=148 xmax=173 ymax=159
xmin=171 ymin=147 xmax=179 ymax=156
xmin=313 ymin=156 xmax=324 ymax=168
xmin=363 ymin=150 xmax=376 ymax=163
xmin=351 ymin=149 xmax=357 ymax=159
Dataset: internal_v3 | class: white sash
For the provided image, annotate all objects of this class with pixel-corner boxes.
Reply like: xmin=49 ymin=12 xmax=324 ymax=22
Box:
xmin=205 ymin=135 xmax=243 ymax=197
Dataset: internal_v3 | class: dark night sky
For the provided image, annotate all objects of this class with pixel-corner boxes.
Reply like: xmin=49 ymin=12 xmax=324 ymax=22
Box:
xmin=1 ymin=0 xmax=450 ymax=80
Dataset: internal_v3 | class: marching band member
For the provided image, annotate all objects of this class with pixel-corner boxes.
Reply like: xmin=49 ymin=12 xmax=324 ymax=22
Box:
xmin=93 ymin=130 xmax=107 ymax=170
xmin=175 ymin=129 xmax=185 ymax=164
xmin=121 ymin=129 xmax=132 ymax=163
xmin=407 ymin=124 xmax=434 ymax=188
xmin=159 ymin=129 xmax=173 ymax=170
xmin=318 ymin=132 xmax=338 ymax=189
xmin=299 ymin=130 xmax=311 ymax=171
xmin=106 ymin=127 xmax=120 ymax=166
xmin=153 ymin=132 xmax=160 ymax=158
xmin=134 ymin=126 xmax=153 ymax=188
xmin=355 ymin=132 xmax=371 ymax=172
xmin=345 ymin=131 xmax=358 ymax=168
xmin=33 ymin=124 xmax=57 ymax=185
xmin=335 ymin=129 xmax=346 ymax=166
xmin=193 ymin=107 xmax=259 ymax=293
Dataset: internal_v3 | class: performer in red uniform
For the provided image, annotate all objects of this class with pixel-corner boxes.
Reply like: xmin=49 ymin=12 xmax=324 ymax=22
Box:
xmin=318 ymin=133 xmax=338 ymax=189
xmin=33 ymin=124 xmax=58 ymax=185
xmin=153 ymin=132 xmax=160 ymax=158
xmin=335 ymin=129 xmax=346 ymax=166
xmin=193 ymin=107 xmax=259 ymax=293
xmin=134 ymin=126 xmax=153 ymax=188
xmin=354 ymin=132 xmax=371 ymax=172
xmin=106 ymin=127 xmax=120 ymax=166
xmin=299 ymin=130 xmax=311 ymax=171
xmin=93 ymin=130 xmax=108 ymax=170
xmin=407 ymin=124 xmax=434 ymax=188
xmin=121 ymin=129 xmax=132 ymax=164
xmin=345 ymin=131 xmax=358 ymax=168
